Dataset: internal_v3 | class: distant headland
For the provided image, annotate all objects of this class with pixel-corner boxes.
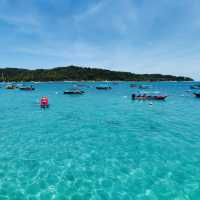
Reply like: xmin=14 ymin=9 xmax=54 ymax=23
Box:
xmin=0 ymin=66 xmax=193 ymax=82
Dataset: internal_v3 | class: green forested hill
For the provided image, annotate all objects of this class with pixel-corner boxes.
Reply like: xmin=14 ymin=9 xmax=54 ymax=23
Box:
xmin=0 ymin=66 xmax=193 ymax=82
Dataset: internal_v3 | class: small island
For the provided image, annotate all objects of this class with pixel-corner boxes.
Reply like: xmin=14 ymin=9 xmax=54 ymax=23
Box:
xmin=0 ymin=66 xmax=193 ymax=82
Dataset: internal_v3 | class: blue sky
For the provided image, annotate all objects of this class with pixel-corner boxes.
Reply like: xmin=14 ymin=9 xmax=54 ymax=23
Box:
xmin=0 ymin=0 xmax=200 ymax=79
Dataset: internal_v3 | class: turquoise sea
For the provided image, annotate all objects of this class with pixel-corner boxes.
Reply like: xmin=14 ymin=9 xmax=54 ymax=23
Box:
xmin=0 ymin=82 xmax=200 ymax=200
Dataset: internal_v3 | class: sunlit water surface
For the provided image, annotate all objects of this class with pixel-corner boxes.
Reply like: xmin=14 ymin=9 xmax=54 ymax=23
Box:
xmin=0 ymin=82 xmax=200 ymax=200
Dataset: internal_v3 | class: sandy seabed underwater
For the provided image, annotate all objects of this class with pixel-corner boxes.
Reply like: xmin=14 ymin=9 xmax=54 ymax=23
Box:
xmin=0 ymin=82 xmax=200 ymax=200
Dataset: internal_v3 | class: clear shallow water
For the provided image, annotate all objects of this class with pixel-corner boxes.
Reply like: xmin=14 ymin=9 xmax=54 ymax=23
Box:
xmin=0 ymin=82 xmax=200 ymax=200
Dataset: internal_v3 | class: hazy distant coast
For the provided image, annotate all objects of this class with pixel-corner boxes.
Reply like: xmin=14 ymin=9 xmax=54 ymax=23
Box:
xmin=0 ymin=66 xmax=193 ymax=82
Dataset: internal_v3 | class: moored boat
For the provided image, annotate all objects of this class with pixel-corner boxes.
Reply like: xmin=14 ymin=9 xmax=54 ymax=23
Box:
xmin=130 ymin=84 xmax=137 ymax=88
xmin=96 ymin=86 xmax=112 ymax=90
xmin=40 ymin=97 xmax=49 ymax=108
xmin=193 ymin=93 xmax=200 ymax=98
xmin=138 ymin=85 xmax=152 ymax=89
xmin=63 ymin=88 xmax=84 ymax=95
xmin=19 ymin=85 xmax=35 ymax=91
xmin=76 ymin=84 xmax=86 ymax=87
xmin=191 ymin=84 xmax=200 ymax=89
xmin=5 ymin=84 xmax=17 ymax=90
xmin=132 ymin=93 xmax=167 ymax=100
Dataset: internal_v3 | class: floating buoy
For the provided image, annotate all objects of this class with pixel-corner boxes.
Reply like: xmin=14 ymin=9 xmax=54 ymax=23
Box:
xmin=40 ymin=97 xmax=49 ymax=108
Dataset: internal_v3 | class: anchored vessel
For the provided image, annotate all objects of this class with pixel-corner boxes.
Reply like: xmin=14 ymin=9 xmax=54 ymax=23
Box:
xmin=138 ymin=85 xmax=152 ymax=89
xmin=5 ymin=84 xmax=18 ymax=90
xmin=132 ymin=93 xmax=167 ymax=100
xmin=193 ymin=93 xmax=200 ymax=98
xmin=130 ymin=84 xmax=137 ymax=88
xmin=191 ymin=84 xmax=200 ymax=89
xmin=19 ymin=85 xmax=35 ymax=91
xmin=63 ymin=88 xmax=84 ymax=95
xmin=96 ymin=86 xmax=112 ymax=90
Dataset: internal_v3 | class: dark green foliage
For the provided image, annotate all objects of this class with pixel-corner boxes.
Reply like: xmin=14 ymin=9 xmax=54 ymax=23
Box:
xmin=0 ymin=65 xmax=193 ymax=82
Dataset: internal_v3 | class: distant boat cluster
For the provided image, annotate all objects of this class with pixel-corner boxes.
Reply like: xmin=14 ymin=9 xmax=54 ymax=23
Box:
xmin=5 ymin=84 xmax=35 ymax=91
xmin=1 ymin=82 xmax=200 ymax=108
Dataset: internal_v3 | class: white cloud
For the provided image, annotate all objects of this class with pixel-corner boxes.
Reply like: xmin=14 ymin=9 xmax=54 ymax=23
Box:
xmin=0 ymin=0 xmax=200 ymax=79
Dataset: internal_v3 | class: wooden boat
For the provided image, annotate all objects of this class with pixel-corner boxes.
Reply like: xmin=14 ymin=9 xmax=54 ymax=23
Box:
xmin=193 ymin=93 xmax=200 ymax=98
xmin=19 ymin=85 xmax=35 ymax=91
xmin=138 ymin=85 xmax=152 ymax=89
xmin=132 ymin=93 xmax=167 ymax=100
xmin=5 ymin=85 xmax=17 ymax=90
xmin=191 ymin=85 xmax=200 ymax=89
xmin=63 ymin=89 xmax=84 ymax=95
xmin=76 ymin=84 xmax=86 ymax=87
xmin=96 ymin=86 xmax=112 ymax=90
xmin=130 ymin=84 xmax=137 ymax=88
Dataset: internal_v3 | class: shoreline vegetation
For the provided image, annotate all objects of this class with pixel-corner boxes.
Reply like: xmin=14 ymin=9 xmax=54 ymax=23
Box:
xmin=0 ymin=66 xmax=193 ymax=82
